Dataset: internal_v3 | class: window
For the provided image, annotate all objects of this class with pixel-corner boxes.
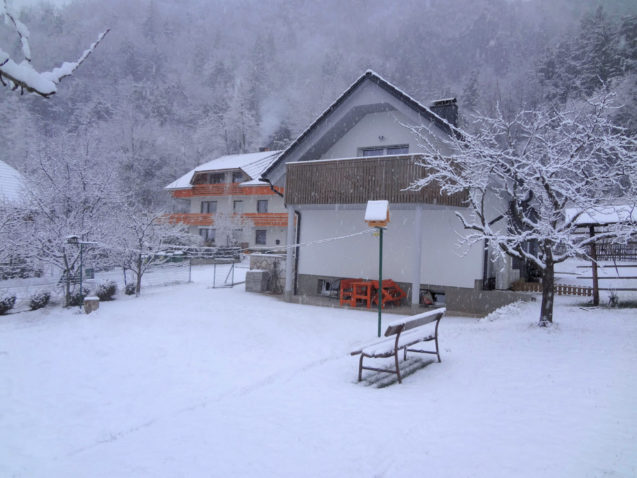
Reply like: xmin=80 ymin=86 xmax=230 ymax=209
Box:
xmin=255 ymin=229 xmax=267 ymax=245
xmin=360 ymin=145 xmax=409 ymax=157
xmin=200 ymin=201 xmax=217 ymax=213
xmin=209 ymin=173 xmax=225 ymax=184
xmin=257 ymin=200 xmax=268 ymax=213
xmin=386 ymin=145 xmax=409 ymax=155
xmin=193 ymin=172 xmax=224 ymax=184
xmin=362 ymin=147 xmax=385 ymax=157
xmin=233 ymin=200 xmax=244 ymax=213
xmin=198 ymin=228 xmax=215 ymax=244
xmin=232 ymin=171 xmax=244 ymax=183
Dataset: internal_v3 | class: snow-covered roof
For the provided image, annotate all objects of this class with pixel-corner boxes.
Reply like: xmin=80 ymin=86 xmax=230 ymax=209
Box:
xmin=165 ymin=151 xmax=281 ymax=190
xmin=0 ymin=159 xmax=27 ymax=205
xmin=565 ymin=205 xmax=637 ymax=226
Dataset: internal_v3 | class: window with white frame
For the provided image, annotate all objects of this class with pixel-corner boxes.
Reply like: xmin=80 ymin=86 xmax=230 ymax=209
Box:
xmin=200 ymin=200 xmax=217 ymax=213
xmin=233 ymin=200 xmax=244 ymax=213
xmin=257 ymin=199 xmax=268 ymax=213
xmin=360 ymin=144 xmax=409 ymax=157
xmin=255 ymin=229 xmax=267 ymax=245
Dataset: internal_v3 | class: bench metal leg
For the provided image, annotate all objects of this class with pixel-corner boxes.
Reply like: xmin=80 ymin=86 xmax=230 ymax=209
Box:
xmin=358 ymin=354 xmax=364 ymax=382
xmin=394 ymin=351 xmax=402 ymax=384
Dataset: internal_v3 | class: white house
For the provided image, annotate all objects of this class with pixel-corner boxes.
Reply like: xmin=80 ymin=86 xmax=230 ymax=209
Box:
xmin=262 ymin=70 xmax=522 ymax=315
xmin=165 ymin=151 xmax=288 ymax=249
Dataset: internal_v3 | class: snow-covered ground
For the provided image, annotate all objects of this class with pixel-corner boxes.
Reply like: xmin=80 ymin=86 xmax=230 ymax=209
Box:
xmin=1 ymin=264 xmax=636 ymax=477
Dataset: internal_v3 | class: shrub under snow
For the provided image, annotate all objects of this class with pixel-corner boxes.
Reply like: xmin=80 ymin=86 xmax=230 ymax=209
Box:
xmin=29 ymin=291 xmax=51 ymax=311
xmin=0 ymin=294 xmax=16 ymax=315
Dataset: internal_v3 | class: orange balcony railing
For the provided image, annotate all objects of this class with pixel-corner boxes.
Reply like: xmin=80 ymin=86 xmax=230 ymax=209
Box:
xmin=172 ymin=183 xmax=284 ymax=198
xmin=167 ymin=213 xmax=288 ymax=228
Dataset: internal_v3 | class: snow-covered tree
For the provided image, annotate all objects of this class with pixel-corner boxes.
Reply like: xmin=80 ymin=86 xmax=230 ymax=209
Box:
xmin=0 ymin=0 xmax=108 ymax=97
xmin=106 ymin=208 xmax=195 ymax=297
xmin=408 ymin=91 xmax=636 ymax=326
xmin=19 ymin=132 xmax=117 ymax=304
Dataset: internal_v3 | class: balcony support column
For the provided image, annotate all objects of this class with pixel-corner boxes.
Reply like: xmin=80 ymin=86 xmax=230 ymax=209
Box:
xmin=284 ymin=206 xmax=295 ymax=300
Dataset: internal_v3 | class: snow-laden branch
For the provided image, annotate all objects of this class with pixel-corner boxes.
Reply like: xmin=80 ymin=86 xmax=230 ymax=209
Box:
xmin=0 ymin=1 xmax=109 ymax=97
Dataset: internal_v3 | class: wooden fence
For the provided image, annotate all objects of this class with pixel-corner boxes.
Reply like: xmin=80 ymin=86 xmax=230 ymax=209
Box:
xmin=512 ymin=282 xmax=593 ymax=296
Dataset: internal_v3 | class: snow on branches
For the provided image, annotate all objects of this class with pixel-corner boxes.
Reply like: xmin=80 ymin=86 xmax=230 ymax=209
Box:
xmin=408 ymin=91 xmax=636 ymax=324
xmin=0 ymin=0 xmax=109 ymax=97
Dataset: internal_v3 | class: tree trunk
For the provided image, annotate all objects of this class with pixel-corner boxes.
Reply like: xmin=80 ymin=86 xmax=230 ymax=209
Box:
xmin=135 ymin=253 xmax=142 ymax=297
xmin=539 ymin=261 xmax=554 ymax=326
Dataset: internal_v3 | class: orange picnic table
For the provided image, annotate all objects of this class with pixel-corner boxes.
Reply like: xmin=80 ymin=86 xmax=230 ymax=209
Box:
xmin=340 ymin=278 xmax=406 ymax=308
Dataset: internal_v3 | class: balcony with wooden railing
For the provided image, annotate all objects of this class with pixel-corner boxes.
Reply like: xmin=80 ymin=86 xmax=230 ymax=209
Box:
xmin=172 ymin=183 xmax=284 ymax=198
xmin=168 ymin=213 xmax=288 ymax=227
xmin=285 ymin=154 xmax=467 ymax=206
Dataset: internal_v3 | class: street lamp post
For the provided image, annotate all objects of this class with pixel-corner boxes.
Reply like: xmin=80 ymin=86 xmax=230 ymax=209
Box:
xmin=364 ymin=200 xmax=390 ymax=337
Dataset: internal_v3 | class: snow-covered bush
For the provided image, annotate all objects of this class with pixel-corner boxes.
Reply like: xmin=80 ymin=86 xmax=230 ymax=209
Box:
xmin=96 ymin=281 xmax=117 ymax=301
xmin=29 ymin=291 xmax=51 ymax=310
xmin=68 ymin=288 xmax=89 ymax=307
xmin=125 ymin=283 xmax=136 ymax=296
xmin=0 ymin=294 xmax=16 ymax=315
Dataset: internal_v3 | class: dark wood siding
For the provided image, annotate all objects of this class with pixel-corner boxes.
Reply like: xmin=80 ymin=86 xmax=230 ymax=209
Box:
xmin=285 ymin=155 xmax=467 ymax=206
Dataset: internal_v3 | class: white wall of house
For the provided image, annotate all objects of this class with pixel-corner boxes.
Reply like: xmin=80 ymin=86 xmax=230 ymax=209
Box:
xmin=296 ymin=206 xmax=483 ymax=289
xmin=321 ymin=111 xmax=423 ymax=159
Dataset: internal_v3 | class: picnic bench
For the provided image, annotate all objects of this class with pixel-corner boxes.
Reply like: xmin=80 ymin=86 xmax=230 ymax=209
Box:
xmin=339 ymin=278 xmax=406 ymax=308
xmin=350 ymin=307 xmax=445 ymax=384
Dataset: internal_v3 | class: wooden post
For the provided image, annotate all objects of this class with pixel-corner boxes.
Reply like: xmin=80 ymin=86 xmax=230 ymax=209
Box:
xmin=589 ymin=225 xmax=599 ymax=306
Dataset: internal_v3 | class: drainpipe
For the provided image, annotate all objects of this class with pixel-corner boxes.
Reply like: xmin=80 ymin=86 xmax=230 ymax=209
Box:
xmin=284 ymin=207 xmax=302 ymax=300
xmin=294 ymin=211 xmax=301 ymax=295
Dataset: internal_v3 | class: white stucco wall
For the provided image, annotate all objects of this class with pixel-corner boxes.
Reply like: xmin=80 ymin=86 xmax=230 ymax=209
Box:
xmin=297 ymin=206 xmax=483 ymax=289
xmin=321 ymin=111 xmax=423 ymax=159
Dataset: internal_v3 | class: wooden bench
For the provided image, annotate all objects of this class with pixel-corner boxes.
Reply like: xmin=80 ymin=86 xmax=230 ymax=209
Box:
xmin=350 ymin=307 xmax=445 ymax=384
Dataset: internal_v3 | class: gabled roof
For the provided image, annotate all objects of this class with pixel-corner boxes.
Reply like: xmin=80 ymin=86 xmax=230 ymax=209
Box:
xmin=261 ymin=69 xmax=456 ymax=181
xmin=0 ymin=159 xmax=27 ymax=205
xmin=165 ymin=150 xmax=281 ymax=190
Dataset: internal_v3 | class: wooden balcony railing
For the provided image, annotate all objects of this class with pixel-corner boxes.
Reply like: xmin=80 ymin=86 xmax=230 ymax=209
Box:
xmin=172 ymin=183 xmax=284 ymax=198
xmin=285 ymin=155 xmax=467 ymax=206
xmin=168 ymin=213 xmax=288 ymax=228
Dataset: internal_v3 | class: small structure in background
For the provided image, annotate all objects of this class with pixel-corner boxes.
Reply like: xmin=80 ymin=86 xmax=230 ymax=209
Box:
xmin=83 ymin=296 xmax=99 ymax=314
xmin=245 ymin=254 xmax=286 ymax=294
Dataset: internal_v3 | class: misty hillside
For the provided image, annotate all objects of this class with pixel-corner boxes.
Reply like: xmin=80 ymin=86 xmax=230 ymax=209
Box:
xmin=1 ymin=0 xmax=635 ymax=208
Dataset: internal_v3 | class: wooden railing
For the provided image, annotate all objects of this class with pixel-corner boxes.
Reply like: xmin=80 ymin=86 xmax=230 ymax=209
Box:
xmin=167 ymin=213 xmax=288 ymax=227
xmin=172 ymin=183 xmax=283 ymax=198
xmin=285 ymin=155 xmax=467 ymax=206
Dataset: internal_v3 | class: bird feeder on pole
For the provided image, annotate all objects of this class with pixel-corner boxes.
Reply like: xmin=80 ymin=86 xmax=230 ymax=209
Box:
xmin=365 ymin=200 xmax=390 ymax=337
